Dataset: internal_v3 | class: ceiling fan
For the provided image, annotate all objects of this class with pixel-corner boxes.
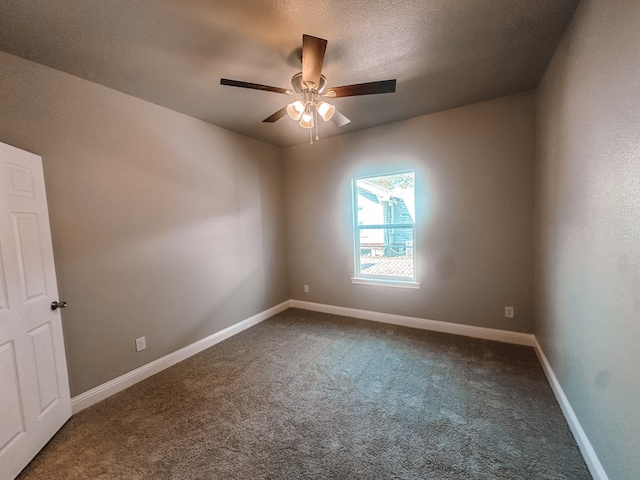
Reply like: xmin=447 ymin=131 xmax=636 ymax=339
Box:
xmin=220 ymin=34 xmax=396 ymax=142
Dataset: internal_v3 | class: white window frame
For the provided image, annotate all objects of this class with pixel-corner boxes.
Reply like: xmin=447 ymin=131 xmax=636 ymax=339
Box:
xmin=351 ymin=170 xmax=419 ymax=289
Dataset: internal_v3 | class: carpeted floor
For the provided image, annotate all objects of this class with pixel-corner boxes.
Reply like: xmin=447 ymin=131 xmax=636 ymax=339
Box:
xmin=18 ymin=308 xmax=591 ymax=479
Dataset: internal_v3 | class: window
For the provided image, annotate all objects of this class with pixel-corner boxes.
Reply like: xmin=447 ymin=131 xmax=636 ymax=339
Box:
xmin=352 ymin=170 xmax=418 ymax=287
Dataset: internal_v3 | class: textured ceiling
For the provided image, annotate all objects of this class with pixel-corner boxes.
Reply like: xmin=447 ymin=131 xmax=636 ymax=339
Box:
xmin=0 ymin=0 xmax=580 ymax=147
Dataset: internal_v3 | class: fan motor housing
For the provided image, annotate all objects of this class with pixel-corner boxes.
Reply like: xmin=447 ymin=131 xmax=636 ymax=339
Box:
xmin=291 ymin=72 xmax=328 ymax=94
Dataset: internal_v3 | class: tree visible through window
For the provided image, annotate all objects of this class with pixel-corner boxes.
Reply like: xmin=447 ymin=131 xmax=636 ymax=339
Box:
xmin=353 ymin=170 xmax=416 ymax=283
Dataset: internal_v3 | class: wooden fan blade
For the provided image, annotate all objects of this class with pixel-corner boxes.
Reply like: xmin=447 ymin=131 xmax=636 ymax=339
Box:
xmin=302 ymin=34 xmax=327 ymax=89
xmin=220 ymin=78 xmax=291 ymax=95
xmin=327 ymin=79 xmax=396 ymax=98
xmin=331 ymin=109 xmax=351 ymax=127
xmin=262 ymin=107 xmax=288 ymax=123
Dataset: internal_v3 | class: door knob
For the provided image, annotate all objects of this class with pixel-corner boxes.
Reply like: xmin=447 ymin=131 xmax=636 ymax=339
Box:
xmin=51 ymin=301 xmax=67 ymax=311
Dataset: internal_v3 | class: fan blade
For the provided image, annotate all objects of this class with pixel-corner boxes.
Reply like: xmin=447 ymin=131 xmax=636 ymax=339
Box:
xmin=220 ymin=78 xmax=292 ymax=95
xmin=302 ymin=34 xmax=327 ymax=89
xmin=331 ymin=109 xmax=351 ymax=127
xmin=262 ymin=107 xmax=288 ymax=123
xmin=326 ymin=79 xmax=396 ymax=98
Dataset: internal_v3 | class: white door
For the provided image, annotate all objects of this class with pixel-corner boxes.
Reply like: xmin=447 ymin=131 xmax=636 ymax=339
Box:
xmin=0 ymin=142 xmax=71 ymax=480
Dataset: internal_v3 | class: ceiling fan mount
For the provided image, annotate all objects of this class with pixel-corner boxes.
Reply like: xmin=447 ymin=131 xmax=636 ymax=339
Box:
xmin=220 ymin=34 xmax=397 ymax=141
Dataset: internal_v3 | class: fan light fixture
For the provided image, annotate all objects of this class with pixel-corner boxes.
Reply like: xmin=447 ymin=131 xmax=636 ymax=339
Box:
xmin=287 ymin=90 xmax=336 ymax=128
xmin=220 ymin=34 xmax=397 ymax=144
xmin=285 ymin=71 xmax=337 ymax=139
xmin=299 ymin=106 xmax=314 ymax=129
xmin=317 ymin=101 xmax=336 ymax=121
xmin=286 ymin=101 xmax=305 ymax=120
xmin=286 ymin=99 xmax=335 ymax=128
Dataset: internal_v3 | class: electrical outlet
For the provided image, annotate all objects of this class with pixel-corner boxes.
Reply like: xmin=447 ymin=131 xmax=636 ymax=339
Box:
xmin=135 ymin=336 xmax=146 ymax=352
xmin=505 ymin=306 xmax=514 ymax=318
xmin=303 ymin=284 xmax=309 ymax=293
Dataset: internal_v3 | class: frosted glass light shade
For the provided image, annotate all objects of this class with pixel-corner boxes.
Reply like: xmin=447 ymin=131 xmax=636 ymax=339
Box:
xmin=299 ymin=110 xmax=314 ymax=129
xmin=317 ymin=101 xmax=335 ymax=121
xmin=286 ymin=101 xmax=305 ymax=120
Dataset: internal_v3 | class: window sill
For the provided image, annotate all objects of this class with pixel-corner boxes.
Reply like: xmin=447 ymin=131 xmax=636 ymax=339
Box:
xmin=350 ymin=277 xmax=421 ymax=289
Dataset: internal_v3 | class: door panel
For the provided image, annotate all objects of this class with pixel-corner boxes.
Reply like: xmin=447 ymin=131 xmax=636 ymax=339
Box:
xmin=0 ymin=242 xmax=9 ymax=310
xmin=7 ymin=162 xmax=36 ymax=198
xmin=0 ymin=340 xmax=25 ymax=451
xmin=0 ymin=142 xmax=71 ymax=480
xmin=14 ymin=213 xmax=48 ymax=301
xmin=29 ymin=323 xmax=60 ymax=413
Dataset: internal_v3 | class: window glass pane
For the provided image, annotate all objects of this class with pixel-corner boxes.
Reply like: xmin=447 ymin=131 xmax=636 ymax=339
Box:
xmin=356 ymin=173 xmax=415 ymax=226
xmin=354 ymin=171 xmax=415 ymax=282
xmin=359 ymin=227 xmax=414 ymax=277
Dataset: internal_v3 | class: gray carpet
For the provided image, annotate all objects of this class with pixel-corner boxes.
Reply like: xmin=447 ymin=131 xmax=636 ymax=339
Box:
xmin=18 ymin=308 xmax=591 ymax=479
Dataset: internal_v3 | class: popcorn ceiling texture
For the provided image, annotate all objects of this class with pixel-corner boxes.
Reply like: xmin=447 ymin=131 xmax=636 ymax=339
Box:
xmin=0 ymin=0 xmax=580 ymax=147
xmin=18 ymin=309 xmax=590 ymax=479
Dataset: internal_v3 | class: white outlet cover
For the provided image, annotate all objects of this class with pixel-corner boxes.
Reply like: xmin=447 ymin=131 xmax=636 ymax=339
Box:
xmin=135 ymin=336 xmax=146 ymax=352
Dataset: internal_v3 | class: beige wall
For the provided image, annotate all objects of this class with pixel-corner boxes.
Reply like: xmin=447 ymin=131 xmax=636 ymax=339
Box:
xmin=283 ymin=92 xmax=536 ymax=332
xmin=535 ymin=0 xmax=640 ymax=478
xmin=0 ymin=52 xmax=289 ymax=397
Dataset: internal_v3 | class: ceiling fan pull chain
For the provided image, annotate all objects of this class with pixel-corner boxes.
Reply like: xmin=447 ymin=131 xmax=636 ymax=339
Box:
xmin=309 ymin=126 xmax=313 ymax=144
xmin=315 ymin=109 xmax=319 ymax=141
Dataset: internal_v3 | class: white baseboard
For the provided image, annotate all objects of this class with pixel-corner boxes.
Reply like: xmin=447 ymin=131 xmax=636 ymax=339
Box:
xmin=532 ymin=338 xmax=609 ymax=480
xmin=290 ymin=300 xmax=536 ymax=346
xmin=71 ymin=300 xmax=291 ymax=413
xmin=291 ymin=300 xmax=607 ymax=478
xmin=71 ymin=299 xmax=534 ymax=414
xmin=70 ymin=298 xmax=608 ymax=480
